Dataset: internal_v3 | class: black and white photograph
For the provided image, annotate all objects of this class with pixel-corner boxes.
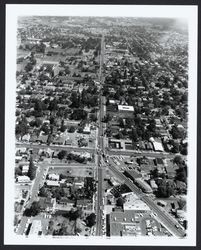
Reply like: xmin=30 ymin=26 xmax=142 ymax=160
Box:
xmin=4 ymin=4 xmax=197 ymax=246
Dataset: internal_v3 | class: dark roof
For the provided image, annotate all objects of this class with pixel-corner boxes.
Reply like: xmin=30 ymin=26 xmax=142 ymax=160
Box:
xmin=38 ymin=197 xmax=54 ymax=210
xmin=124 ymin=170 xmax=142 ymax=179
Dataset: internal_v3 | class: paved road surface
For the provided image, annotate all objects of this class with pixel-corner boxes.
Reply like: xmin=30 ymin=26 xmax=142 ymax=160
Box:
xmin=107 ymin=149 xmax=177 ymax=159
xmin=16 ymin=143 xmax=95 ymax=154
xmin=96 ymin=35 xmax=105 ymax=236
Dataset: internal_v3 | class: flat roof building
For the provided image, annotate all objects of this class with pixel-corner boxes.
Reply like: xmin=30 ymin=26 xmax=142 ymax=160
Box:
xmin=118 ymin=105 xmax=134 ymax=112
xmin=152 ymin=141 xmax=164 ymax=152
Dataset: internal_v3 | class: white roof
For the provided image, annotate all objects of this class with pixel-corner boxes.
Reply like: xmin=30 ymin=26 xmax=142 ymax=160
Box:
xmin=17 ymin=176 xmax=30 ymax=182
xmin=81 ymin=152 xmax=91 ymax=158
xmin=152 ymin=141 xmax=164 ymax=152
xmin=46 ymin=180 xmax=60 ymax=186
xmin=118 ymin=105 xmax=134 ymax=112
xmin=122 ymin=192 xmax=150 ymax=211
xmin=18 ymin=147 xmax=27 ymax=153
xmin=109 ymin=100 xmax=116 ymax=104
xmin=49 ymin=173 xmax=60 ymax=181
xmin=83 ymin=124 xmax=90 ymax=132
xmin=29 ymin=220 xmax=42 ymax=235
xmin=22 ymin=165 xmax=29 ymax=170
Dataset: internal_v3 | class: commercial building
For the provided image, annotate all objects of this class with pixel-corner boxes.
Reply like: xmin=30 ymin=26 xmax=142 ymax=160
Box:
xmin=108 ymin=210 xmax=148 ymax=236
xmin=122 ymin=192 xmax=151 ymax=211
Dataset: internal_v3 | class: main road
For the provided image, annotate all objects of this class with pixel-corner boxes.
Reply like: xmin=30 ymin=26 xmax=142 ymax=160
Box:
xmin=96 ymin=34 xmax=105 ymax=236
xmin=107 ymin=158 xmax=186 ymax=238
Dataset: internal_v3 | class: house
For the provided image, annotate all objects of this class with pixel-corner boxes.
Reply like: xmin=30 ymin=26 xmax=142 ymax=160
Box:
xmin=152 ymin=141 xmax=164 ymax=152
xmin=57 ymin=198 xmax=74 ymax=207
xmin=83 ymin=124 xmax=91 ymax=134
xmin=22 ymin=165 xmax=29 ymax=175
xmin=48 ymin=173 xmax=60 ymax=181
xmin=36 ymin=135 xmax=48 ymax=144
xmin=16 ymin=175 xmax=30 ymax=183
xmin=15 ymin=156 xmax=22 ymax=163
xmin=76 ymin=199 xmax=92 ymax=210
xmin=52 ymin=136 xmax=66 ymax=145
xmin=150 ymin=179 xmax=158 ymax=190
xmin=46 ymin=180 xmax=60 ymax=187
xmin=21 ymin=133 xmax=31 ymax=142
xmin=16 ymin=147 xmax=27 ymax=155
xmin=74 ymin=181 xmax=84 ymax=189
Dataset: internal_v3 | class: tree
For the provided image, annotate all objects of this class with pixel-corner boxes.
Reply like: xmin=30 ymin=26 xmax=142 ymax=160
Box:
xmin=85 ymin=213 xmax=96 ymax=227
xmin=15 ymin=167 xmax=22 ymax=177
xmin=175 ymin=166 xmax=187 ymax=183
xmin=130 ymin=128 xmax=138 ymax=142
xmin=173 ymin=155 xmax=183 ymax=165
xmin=116 ymin=197 xmax=125 ymax=207
xmin=48 ymin=99 xmax=58 ymax=111
xmin=90 ymin=113 xmax=97 ymax=122
xmin=24 ymin=62 xmax=33 ymax=72
xmin=68 ymin=209 xmax=82 ymax=221
xmin=27 ymin=157 xmax=37 ymax=180
xmin=60 ymin=125 xmax=67 ymax=133
xmin=58 ymin=150 xmax=67 ymax=160
xmin=70 ymin=109 xmax=87 ymax=120
xmin=150 ymin=168 xmax=159 ymax=179
xmin=68 ymin=126 xmax=75 ymax=133
xmin=41 ymin=123 xmax=49 ymax=134
xmin=38 ymin=186 xmax=49 ymax=197
xmin=156 ymin=180 xmax=175 ymax=198
xmin=15 ymin=118 xmax=28 ymax=136
xmin=23 ymin=201 xmax=41 ymax=217
xmin=70 ymin=92 xmax=80 ymax=108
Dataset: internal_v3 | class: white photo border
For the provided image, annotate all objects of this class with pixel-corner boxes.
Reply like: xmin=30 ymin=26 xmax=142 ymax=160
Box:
xmin=5 ymin=4 xmax=198 ymax=246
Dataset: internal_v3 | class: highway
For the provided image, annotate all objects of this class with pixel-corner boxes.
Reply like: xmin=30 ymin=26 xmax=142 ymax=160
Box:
xmin=96 ymin=34 xmax=105 ymax=236
xmin=107 ymin=159 xmax=186 ymax=238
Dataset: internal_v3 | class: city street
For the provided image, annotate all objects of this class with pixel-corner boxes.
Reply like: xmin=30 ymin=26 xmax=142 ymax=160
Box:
xmin=96 ymin=35 xmax=105 ymax=236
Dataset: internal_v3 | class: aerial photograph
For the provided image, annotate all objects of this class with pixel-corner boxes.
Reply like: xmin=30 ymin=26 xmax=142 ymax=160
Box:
xmin=14 ymin=16 xmax=188 ymax=238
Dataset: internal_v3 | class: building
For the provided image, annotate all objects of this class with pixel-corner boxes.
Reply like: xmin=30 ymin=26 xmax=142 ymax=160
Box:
xmin=76 ymin=199 xmax=92 ymax=210
xmin=135 ymin=178 xmax=153 ymax=194
xmin=122 ymin=192 xmax=151 ymax=211
xmin=150 ymin=179 xmax=158 ymax=190
xmin=108 ymin=210 xmax=148 ymax=236
xmin=38 ymin=197 xmax=56 ymax=213
xmin=48 ymin=173 xmax=60 ymax=181
xmin=46 ymin=180 xmax=60 ymax=187
xmin=83 ymin=124 xmax=91 ymax=134
xmin=117 ymin=105 xmax=134 ymax=118
xmin=57 ymin=198 xmax=74 ymax=207
xmin=22 ymin=165 xmax=29 ymax=175
xmin=152 ymin=141 xmax=164 ymax=152
xmin=16 ymin=176 xmax=30 ymax=183
xmin=29 ymin=220 xmax=42 ymax=236
xmin=123 ymin=170 xmax=142 ymax=181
